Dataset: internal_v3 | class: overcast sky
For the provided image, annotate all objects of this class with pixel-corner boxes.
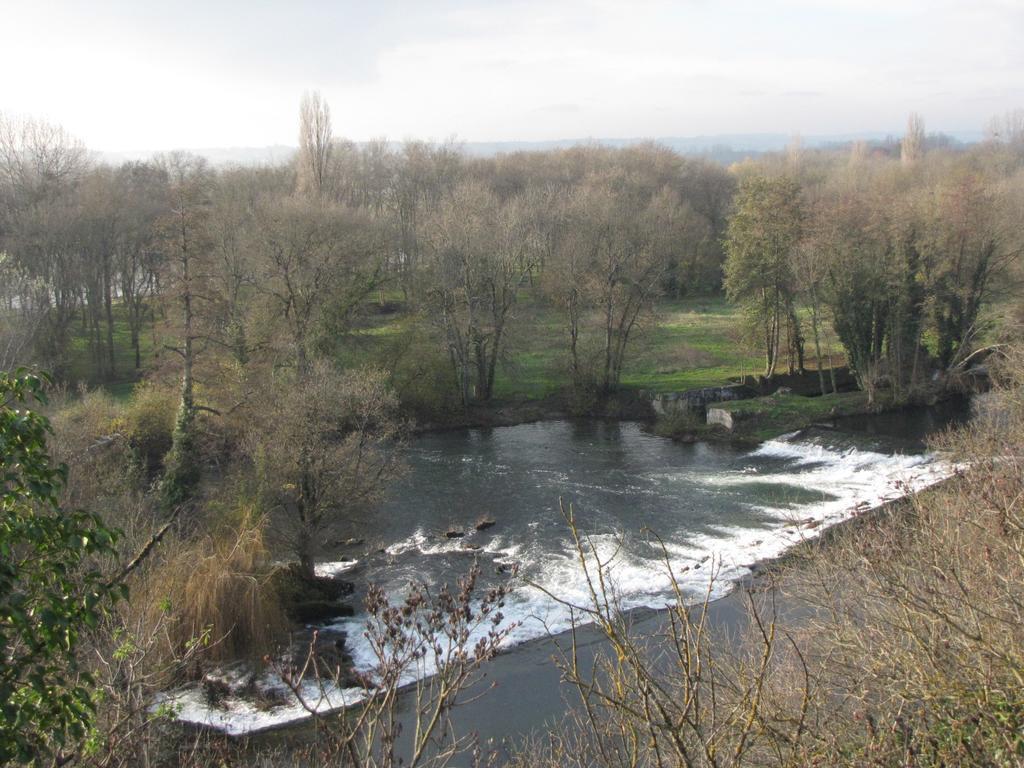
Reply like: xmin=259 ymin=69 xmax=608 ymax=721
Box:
xmin=3 ymin=0 xmax=1023 ymax=151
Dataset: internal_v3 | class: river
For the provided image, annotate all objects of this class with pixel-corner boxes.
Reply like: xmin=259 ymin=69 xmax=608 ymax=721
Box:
xmin=168 ymin=401 xmax=969 ymax=741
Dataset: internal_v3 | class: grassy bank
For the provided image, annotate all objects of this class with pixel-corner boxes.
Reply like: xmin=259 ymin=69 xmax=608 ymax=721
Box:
xmin=72 ymin=293 xmax=863 ymax=444
xmin=340 ymin=293 xmax=768 ymax=400
xmin=710 ymin=389 xmax=878 ymax=440
xmin=492 ymin=294 xmax=770 ymax=398
xmin=653 ymin=389 xmax=881 ymax=443
xmin=76 ymin=293 xmax=773 ymax=401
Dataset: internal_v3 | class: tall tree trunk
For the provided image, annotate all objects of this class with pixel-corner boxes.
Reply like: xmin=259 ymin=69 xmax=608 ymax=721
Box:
xmin=132 ymin=324 xmax=141 ymax=370
xmin=785 ymin=314 xmax=794 ymax=375
xmin=296 ymin=341 xmax=309 ymax=378
xmin=568 ymin=290 xmax=581 ymax=393
xmin=761 ymin=288 xmax=773 ymax=376
xmin=104 ymin=257 xmax=116 ymax=378
xmin=826 ymin=342 xmax=838 ymax=394
xmin=910 ymin=324 xmax=924 ymax=394
xmin=474 ymin=336 xmax=489 ymax=400
xmin=162 ymin=213 xmax=199 ymax=510
xmin=766 ymin=298 xmax=781 ymax=379
xmin=296 ymin=450 xmax=317 ymax=582
xmin=790 ymin=307 xmax=805 ymax=374
xmin=809 ymin=292 xmax=826 ymax=396
xmin=603 ymin=288 xmax=615 ymax=395
xmin=485 ymin=321 xmax=505 ymax=402
xmin=460 ymin=352 xmax=471 ymax=407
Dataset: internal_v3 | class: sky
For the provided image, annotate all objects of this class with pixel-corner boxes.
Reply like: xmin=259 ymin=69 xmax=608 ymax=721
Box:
xmin=2 ymin=0 xmax=1023 ymax=151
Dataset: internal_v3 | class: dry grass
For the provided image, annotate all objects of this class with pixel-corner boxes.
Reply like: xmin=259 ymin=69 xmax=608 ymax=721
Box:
xmin=774 ymin=350 xmax=1024 ymax=765
xmin=137 ymin=511 xmax=289 ymax=666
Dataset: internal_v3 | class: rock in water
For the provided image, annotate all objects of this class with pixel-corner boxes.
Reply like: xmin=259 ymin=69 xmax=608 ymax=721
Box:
xmin=290 ymin=600 xmax=355 ymax=623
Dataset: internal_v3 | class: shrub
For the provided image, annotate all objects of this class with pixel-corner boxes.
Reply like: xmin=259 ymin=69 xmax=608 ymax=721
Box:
xmin=46 ymin=386 xmax=121 ymax=456
xmin=119 ymin=382 xmax=177 ymax=472
xmin=651 ymin=407 xmax=706 ymax=438
xmin=143 ymin=511 xmax=288 ymax=665
xmin=248 ymin=363 xmax=406 ymax=581
xmin=0 ymin=370 xmax=122 ymax=764
xmin=388 ymin=326 xmax=462 ymax=419
xmin=46 ymin=386 xmax=131 ymax=505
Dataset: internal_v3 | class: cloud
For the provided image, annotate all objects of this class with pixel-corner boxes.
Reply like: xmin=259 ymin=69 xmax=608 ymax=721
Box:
xmin=3 ymin=0 xmax=1023 ymax=147
xmin=531 ymin=103 xmax=585 ymax=114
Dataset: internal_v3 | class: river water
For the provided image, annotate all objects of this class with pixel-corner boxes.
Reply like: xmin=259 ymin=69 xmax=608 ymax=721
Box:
xmin=329 ymin=402 xmax=967 ymax=681
xmin=168 ymin=402 xmax=968 ymax=736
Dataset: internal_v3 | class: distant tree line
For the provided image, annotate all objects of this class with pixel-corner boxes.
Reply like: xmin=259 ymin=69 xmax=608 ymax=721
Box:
xmin=0 ymin=100 xmax=734 ymax=406
xmin=1 ymin=102 xmax=1022 ymax=418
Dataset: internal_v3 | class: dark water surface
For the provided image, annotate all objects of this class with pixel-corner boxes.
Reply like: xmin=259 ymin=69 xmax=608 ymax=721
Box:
xmin=319 ymin=402 xmax=969 ymax=745
xmin=173 ymin=402 xmax=970 ymax=744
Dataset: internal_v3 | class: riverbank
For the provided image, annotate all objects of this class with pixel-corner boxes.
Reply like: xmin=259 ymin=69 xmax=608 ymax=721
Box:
xmin=651 ymin=388 xmax=968 ymax=446
xmin=410 ymin=394 xmax=569 ymax=432
xmin=410 ymin=390 xmax=658 ymax=433
xmin=418 ymin=390 xmax=948 ymax=450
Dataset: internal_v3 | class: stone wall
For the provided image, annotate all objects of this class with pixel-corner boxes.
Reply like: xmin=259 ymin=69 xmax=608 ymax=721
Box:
xmin=650 ymin=384 xmax=756 ymax=417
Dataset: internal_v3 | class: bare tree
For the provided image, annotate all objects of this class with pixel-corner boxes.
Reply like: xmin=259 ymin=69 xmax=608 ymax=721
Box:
xmin=278 ymin=560 xmax=516 ymax=767
xmin=422 ymin=182 xmax=539 ymax=405
xmin=249 ymin=362 xmax=405 ymax=580
xmin=985 ymin=108 xmax=1024 ymax=146
xmin=920 ymin=167 xmax=1018 ymax=368
xmin=0 ymin=254 xmax=47 ymax=370
xmin=298 ymin=90 xmax=333 ymax=198
xmin=388 ymin=140 xmax=464 ymax=300
xmin=114 ymin=162 xmax=167 ymax=371
xmin=77 ymin=167 xmax=125 ymax=380
xmin=253 ymin=196 xmax=384 ymax=374
xmin=724 ymin=174 xmax=803 ymax=379
xmin=794 ymin=197 xmax=837 ymax=395
xmin=0 ymin=114 xmax=90 ymax=370
xmin=0 ymin=113 xmax=88 ymax=206
xmin=542 ymin=174 xmax=681 ymax=399
xmin=204 ymin=168 xmax=261 ymax=366
xmin=901 ymin=111 xmax=925 ymax=166
xmin=521 ymin=503 xmax=798 ymax=768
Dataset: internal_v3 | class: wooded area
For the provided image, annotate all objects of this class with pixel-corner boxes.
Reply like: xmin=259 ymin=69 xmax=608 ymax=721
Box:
xmin=3 ymin=106 xmax=1021 ymax=411
xmin=2 ymin=97 xmax=1024 ymax=766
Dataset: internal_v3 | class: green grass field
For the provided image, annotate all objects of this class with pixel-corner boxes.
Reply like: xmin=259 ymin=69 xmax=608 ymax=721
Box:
xmin=620 ymin=298 xmax=766 ymax=393
xmin=65 ymin=304 xmax=152 ymax=400
xmin=338 ymin=292 xmax=768 ymax=400
xmin=487 ymin=294 xmax=768 ymax=398
xmin=75 ymin=291 xmax=837 ymax=405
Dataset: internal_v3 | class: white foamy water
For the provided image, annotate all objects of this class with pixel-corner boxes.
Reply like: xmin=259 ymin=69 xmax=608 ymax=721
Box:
xmin=162 ymin=423 xmax=959 ymax=735
xmin=157 ymin=677 xmax=367 ymax=736
xmin=331 ymin=434 xmax=957 ymax=715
